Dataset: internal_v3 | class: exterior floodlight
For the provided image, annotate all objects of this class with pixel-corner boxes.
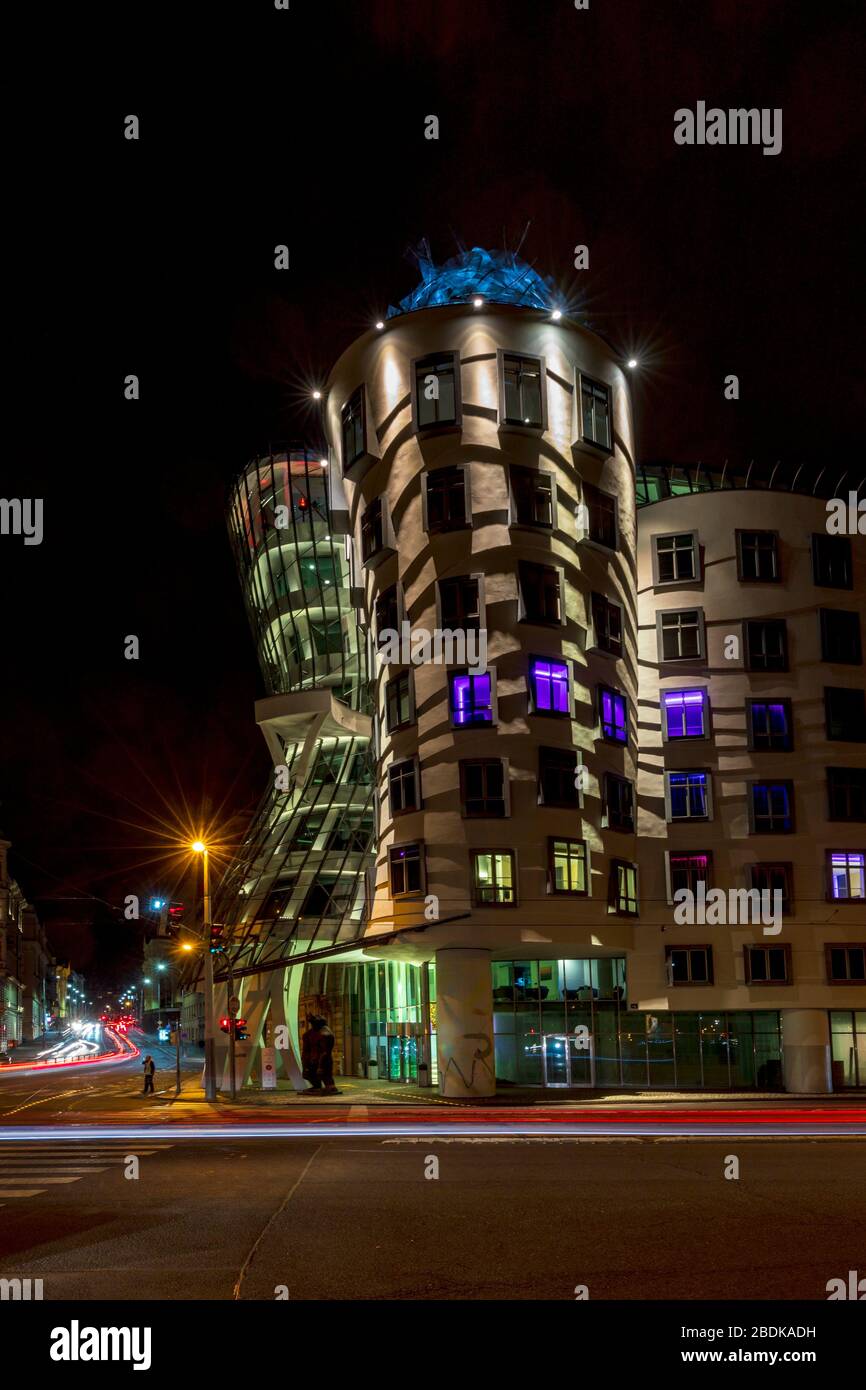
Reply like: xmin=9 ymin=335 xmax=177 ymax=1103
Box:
xmin=472 ymin=296 xmax=484 ymax=308
xmin=320 ymin=459 xmax=328 ymax=468
xmin=375 ymin=320 xmax=384 ymax=330
xmin=551 ymin=309 xmax=562 ymax=321
xmin=627 ymin=358 xmax=638 ymax=369
xmin=312 ymin=389 xmax=322 ymax=400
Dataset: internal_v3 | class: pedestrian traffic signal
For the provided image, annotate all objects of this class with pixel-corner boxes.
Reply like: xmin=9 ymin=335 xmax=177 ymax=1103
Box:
xmin=209 ymin=924 xmax=223 ymax=954
xmin=219 ymin=1016 xmax=232 ymax=1033
xmin=235 ymin=1018 xmax=249 ymax=1041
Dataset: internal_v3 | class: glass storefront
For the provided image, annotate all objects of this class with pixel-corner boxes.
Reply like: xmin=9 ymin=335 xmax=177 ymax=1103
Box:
xmin=356 ymin=960 xmax=437 ymax=1086
xmin=830 ymin=1010 xmax=866 ymax=1088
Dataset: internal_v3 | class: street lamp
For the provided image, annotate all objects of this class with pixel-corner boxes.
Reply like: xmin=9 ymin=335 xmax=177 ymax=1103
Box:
xmin=191 ymin=839 xmax=217 ymax=1101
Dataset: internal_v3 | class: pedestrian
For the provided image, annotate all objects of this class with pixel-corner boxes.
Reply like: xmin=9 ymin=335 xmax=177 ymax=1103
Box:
xmin=300 ymin=1015 xmax=342 ymax=1095
xmin=142 ymin=1054 xmax=156 ymax=1095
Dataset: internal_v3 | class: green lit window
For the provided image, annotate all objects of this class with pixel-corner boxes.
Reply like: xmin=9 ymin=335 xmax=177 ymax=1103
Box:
xmin=472 ymin=850 xmax=516 ymax=906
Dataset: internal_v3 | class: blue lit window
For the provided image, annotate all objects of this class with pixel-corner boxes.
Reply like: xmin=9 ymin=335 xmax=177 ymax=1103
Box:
xmin=450 ymin=671 xmax=493 ymax=726
xmin=663 ymin=688 xmax=707 ymax=739
xmin=828 ymin=851 xmax=865 ymax=901
xmin=599 ymin=686 xmax=627 ymax=743
xmin=530 ymin=659 xmax=569 ymax=715
xmin=667 ymin=771 xmax=710 ymax=821
xmin=750 ymin=782 xmax=794 ymax=834
xmin=748 ymin=700 xmax=793 ymax=751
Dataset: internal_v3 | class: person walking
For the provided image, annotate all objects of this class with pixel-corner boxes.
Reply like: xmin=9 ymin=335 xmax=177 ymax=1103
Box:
xmin=142 ymin=1054 xmax=156 ymax=1095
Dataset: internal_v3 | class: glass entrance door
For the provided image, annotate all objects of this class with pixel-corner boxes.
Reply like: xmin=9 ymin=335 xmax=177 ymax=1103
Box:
xmin=543 ymin=1033 xmax=595 ymax=1087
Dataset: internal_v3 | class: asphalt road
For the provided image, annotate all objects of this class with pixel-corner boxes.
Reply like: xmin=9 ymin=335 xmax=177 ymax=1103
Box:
xmin=0 ymin=1134 xmax=863 ymax=1301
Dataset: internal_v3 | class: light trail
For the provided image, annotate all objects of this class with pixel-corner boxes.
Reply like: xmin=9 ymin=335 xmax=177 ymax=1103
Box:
xmin=0 ymin=1027 xmax=139 ymax=1075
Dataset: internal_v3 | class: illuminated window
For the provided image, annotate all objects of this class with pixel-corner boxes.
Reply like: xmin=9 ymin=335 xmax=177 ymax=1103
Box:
xmin=827 ymin=851 xmax=866 ymax=902
xmin=747 ymin=700 xmax=793 ymax=751
xmin=599 ymin=685 xmax=627 ymax=743
xmin=609 ymin=860 xmax=639 ymax=916
xmin=450 ymin=671 xmax=493 ymax=726
xmin=669 ymin=853 xmax=711 ymax=899
xmin=663 ymin=688 xmax=707 ymax=739
xmin=750 ymin=782 xmax=794 ymax=834
xmin=666 ymin=771 xmax=711 ymax=822
xmin=530 ymin=658 xmax=570 ymax=715
xmin=549 ymin=838 xmax=588 ymax=895
xmin=471 ymin=850 xmax=516 ymax=906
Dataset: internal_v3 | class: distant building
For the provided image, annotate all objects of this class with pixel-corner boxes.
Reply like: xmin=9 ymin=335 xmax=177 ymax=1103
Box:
xmin=20 ymin=907 xmax=55 ymax=1041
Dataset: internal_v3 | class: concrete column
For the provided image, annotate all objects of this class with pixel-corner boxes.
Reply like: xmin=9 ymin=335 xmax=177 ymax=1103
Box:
xmin=782 ymin=1008 xmax=832 ymax=1094
xmin=435 ymin=948 xmax=495 ymax=1098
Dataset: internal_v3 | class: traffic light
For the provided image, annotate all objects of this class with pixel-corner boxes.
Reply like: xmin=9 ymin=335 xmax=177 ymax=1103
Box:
xmin=219 ymin=1017 xmax=232 ymax=1034
xmin=235 ymin=1018 xmax=249 ymax=1041
xmin=209 ymin=923 xmax=223 ymax=954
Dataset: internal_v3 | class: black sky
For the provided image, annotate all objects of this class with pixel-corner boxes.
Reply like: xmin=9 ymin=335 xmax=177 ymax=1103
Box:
xmin=2 ymin=0 xmax=864 ymax=974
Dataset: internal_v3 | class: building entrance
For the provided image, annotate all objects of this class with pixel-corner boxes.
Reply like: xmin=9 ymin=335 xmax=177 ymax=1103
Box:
xmin=542 ymin=1032 xmax=595 ymax=1087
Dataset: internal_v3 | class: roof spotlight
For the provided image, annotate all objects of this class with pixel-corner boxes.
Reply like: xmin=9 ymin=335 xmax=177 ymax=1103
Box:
xmin=312 ymin=389 xmax=322 ymax=400
xmin=375 ymin=320 xmax=384 ymax=330
xmin=627 ymin=358 xmax=638 ymax=369
xmin=472 ymin=296 xmax=484 ymax=308
xmin=551 ymin=308 xmax=562 ymax=321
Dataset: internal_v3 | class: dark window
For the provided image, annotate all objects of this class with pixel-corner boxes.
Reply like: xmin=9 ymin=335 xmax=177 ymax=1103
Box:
xmin=812 ymin=534 xmax=852 ymax=589
xmin=530 ymin=658 xmax=570 ymax=715
xmin=310 ymin=619 xmax=343 ymax=655
xmin=745 ymin=619 xmax=788 ymax=672
xmin=669 ymin=853 xmax=712 ymax=898
xmin=825 ymin=687 xmax=866 ymax=741
xmin=668 ymin=771 xmax=710 ymax=821
xmin=327 ymin=811 xmax=374 ymax=853
xmin=659 ymin=609 xmax=703 ymax=661
xmin=439 ymin=576 xmax=480 ymax=631
xmin=388 ymin=760 xmax=418 ymax=815
xmin=520 ymin=562 xmax=562 ymax=625
xmin=549 ymin=838 xmax=588 ymax=895
xmin=426 ymin=466 xmax=467 ymax=531
xmin=375 ymin=584 xmax=400 ymax=645
xmin=745 ymin=944 xmax=791 ymax=984
xmin=450 ymin=670 xmax=493 ymax=726
xmin=747 ymin=699 xmax=793 ymax=751
xmin=301 ymin=876 xmax=352 ymax=919
xmin=826 ymin=943 xmax=866 ymax=981
xmin=511 ymin=466 xmax=554 ymax=527
xmin=471 ymin=850 xmax=516 ymax=905
xmin=293 ymin=814 xmax=323 ymax=848
xmin=599 ymin=685 xmax=628 ymax=743
xmin=737 ymin=530 xmax=779 ymax=582
xmin=580 ymin=376 xmax=611 ymax=449
xmin=502 ymin=353 xmax=544 ymax=427
xmin=389 ymin=843 xmax=423 ymax=896
xmin=538 ymin=746 xmax=579 ymax=808
xmin=341 ymin=387 xmax=366 ymax=470
xmin=592 ymin=593 xmax=623 ymax=656
xmin=460 ymin=760 xmax=507 ymax=817
xmin=827 ymin=852 xmax=866 ymax=902
xmin=751 ymin=782 xmax=794 ymax=833
xmin=821 ymin=609 xmax=862 ymax=664
xmin=663 ymin=689 xmax=707 ymax=739
xmin=749 ymin=863 xmax=793 ymax=915
xmin=583 ymin=483 xmax=617 ymax=548
xmin=361 ymin=498 xmax=384 ymax=562
xmin=414 ymin=353 xmax=458 ymax=430
xmin=828 ymin=768 xmax=866 ymax=821
xmin=609 ymin=860 xmax=639 ymax=915
xmin=667 ymin=946 xmax=713 ymax=985
xmin=655 ymin=532 xmax=698 ymax=583
xmin=386 ymin=672 xmax=413 ymax=731
xmin=604 ymin=773 xmax=634 ymax=832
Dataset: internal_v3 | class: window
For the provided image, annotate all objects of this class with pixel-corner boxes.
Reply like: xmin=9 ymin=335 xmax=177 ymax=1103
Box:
xmin=450 ymin=670 xmax=494 ymax=726
xmin=658 ymin=608 xmax=705 ymax=661
xmin=666 ymin=771 xmax=711 ymax=822
xmin=666 ymin=946 xmax=713 ymax=985
xmin=460 ymin=760 xmax=507 ymax=818
xmin=439 ymin=575 xmax=481 ymax=631
xmin=747 ymin=699 xmax=794 ymax=752
xmin=425 ymin=466 xmax=468 ymax=532
xmin=653 ymin=532 xmax=699 ymax=584
xmin=361 ymin=498 xmax=385 ymax=563
xmin=599 ymin=685 xmax=628 ymax=743
xmin=293 ymin=814 xmax=323 ymax=848
xmin=413 ymin=352 xmax=459 ymax=431
xmin=749 ymin=863 xmax=793 ymax=915
xmin=744 ymin=620 xmax=788 ymax=672
xmin=737 ymin=530 xmax=779 ymax=582
xmin=310 ymin=619 xmax=343 ymax=655
xmin=328 ymin=810 xmax=374 ymax=854
xmin=511 ymin=466 xmax=554 ymax=527
xmin=376 ymin=584 xmax=400 ymax=646
xmin=520 ymin=562 xmax=562 ymax=625
xmin=604 ymin=773 xmax=635 ymax=832
xmin=828 ymin=768 xmax=866 ymax=821
xmin=662 ymin=688 xmax=708 ymax=739
xmin=609 ymin=860 xmax=638 ymax=915
xmin=538 ymin=747 xmax=579 ymax=808
xmin=529 ymin=658 xmax=570 ymax=716
xmin=750 ymin=781 xmax=795 ymax=834
xmin=580 ymin=376 xmax=612 ymax=450
xmin=820 ymin=609 xmax=862 ymax=664
xmin=812 ymin=534 xmax=853 ymax=589
xmin=548 ymin=837 xmax=588 ymax=895
xmin=385 ymin=671 xmax=413 ymax=731
xmin=300 ymin=876 xmax=354 ymax=920
xmin=502 ymin=352 xmax=545 ymax=427
xmin=827 ymin=851 xmax=866 ymax=901
xmin=341 ymin=386 xmax=366 ymax=471
xmin=389 ymin=843 xmax=423 ymax=896
xmin=582 ymin=482 xmax=617 ymax=548
xmin=826 ymin=942 xmax=866 ymax=981
xmin=669 ymin=852 xmax=712 ymax=899
xmin=744 ymin=944 xmax=791 ymax=984
xmin=592 ymin=593 xmax=623 ymax=656
xmin=825 ymin=687 xmax=866 ymax=741
xmin=388 ymin=759 xmax=419 ymax=815
xmin=471 ymin=850 xmax=516 ymax=905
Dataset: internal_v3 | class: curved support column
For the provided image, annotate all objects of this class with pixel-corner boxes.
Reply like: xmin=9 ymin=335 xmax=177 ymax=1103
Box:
xmin=782 ymin=1008 xmax=832 ymax=1094
xmin=435 ymin=948 xmax=495 ymax=1098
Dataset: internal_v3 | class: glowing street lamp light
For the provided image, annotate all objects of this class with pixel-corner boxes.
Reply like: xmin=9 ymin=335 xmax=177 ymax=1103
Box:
xmin=627 ymin=358 xmax=638 ymax=369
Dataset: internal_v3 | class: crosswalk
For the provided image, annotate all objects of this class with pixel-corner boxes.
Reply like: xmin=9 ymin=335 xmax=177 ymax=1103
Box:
xmin=0 ymin=1141 xmax=174 ymax=1201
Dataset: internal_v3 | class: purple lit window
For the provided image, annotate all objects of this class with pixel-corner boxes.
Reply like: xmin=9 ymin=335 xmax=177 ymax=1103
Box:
xmin=829 ymin=851 xmax=866 ymax=901
xmin=600 ymin=687 xmax=627 ymax=743
xmin=451 ymin=671 xmax=493 ymax=726
xmin=749 ymin=700 xmax=792 ymax=751
xmin=663 ymin=689 xmax=706 ymax=739
xmin=531 ymin=659 xmax=569 ymax=714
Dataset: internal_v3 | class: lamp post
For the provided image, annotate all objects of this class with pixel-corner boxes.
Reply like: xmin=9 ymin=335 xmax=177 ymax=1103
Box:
xmin=192 ymin=840 xmax=217 ymax=1102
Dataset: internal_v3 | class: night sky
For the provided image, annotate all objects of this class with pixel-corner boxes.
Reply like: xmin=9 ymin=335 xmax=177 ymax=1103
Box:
xmin=3 ymin=0 xmax=864 ymax=979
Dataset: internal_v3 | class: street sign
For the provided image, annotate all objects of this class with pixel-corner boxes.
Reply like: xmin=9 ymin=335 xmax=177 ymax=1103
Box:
xmin=262 ymin=1046 xmax=277 ymax=1089
xmin=228 ymin=995 xmax=240 ymax=1017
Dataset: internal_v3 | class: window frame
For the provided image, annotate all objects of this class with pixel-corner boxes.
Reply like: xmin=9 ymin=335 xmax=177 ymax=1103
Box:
xmin=825 ymin=686 xmax=866 ymax=742
xmin=422 ymin=463 xmax=472 ymax=534
xmin=661 ymin=687 xmax=710 ymax=742
xmin=577 ymin=372 xmax=613 ymax=453
xmin=609 ymin=859 xmax=639 ymax=916
xmin=591 ymin=591 xmax=624 ymax=657
xmin=459 ymin=758 xmax=509 ymax=819
xmin=603 ymin=771 xmax=635 ymax=833
xmin=528 ymin=655 xmax=572 ymax=718
xmin=547 ymin=836 xmax=590 ymax=897
xmin=825 ymin=942 xmax=866 ymax=983
xmin=736 ymin=529 xmax=780 ymax=583
xmin=825 ymin=851 xmax=866 ymax=904
xmin=666 ymin=850 xmax=713 ymax=905
xmin=656 ymin=607 xmax=706 ymax=663
xmin=385 ymin=670 xmax=415 ymax=732
xmin=538 ymin=745 xmax=580 ymax=810
xmin=436 ymin=573 xmax=484 ymax=634
xmin=470 ymin=848 xmax=518 ymax=908
xmin=388 ymin=840 xmax=425 ymax=899
xmin=652 ymin=530 xmax=701 ymax=587
xmin=744 ymin=942 xmax=792 ymax=986
xmin=519 ymin=560 xmax=565 ymax=627
xmin=598 ymin=683 xmax=628 ymax=744
xmin=498 ymin=350 xmax=548 ymax=431
xmin=509 ymin=464 xmax=557 ymax=530
xmin=341 ymin=384 xmax=370 ymax=474
xmin=820 ymin=608 xmax=862 ymax=665
xmin=811 ymin=534 xmax=853 ymax=590
xmin=411 ymin=350 xmax=462 ymax=434
xmin=449 ymin=667 xmax=497 ymax=728
xmin=664 ymin=769 xmax=713 ymax=823
xmin=744 ymin=618 xmax=789 ymax=673
xmin=581 ymin=481 xmax=619 ymax=550
xmin=749 ymin=780 xmax=796 ymax=835
xmin=746 ymin=698 xmax=794 ymax=752
xmin=665 ymin=944 xmax=714 ymax=986
xmin=749 ymin=862 xmax=793 ymax=916
xmin=827 ymin=767 xmax=866 ymax=822
xmin=387 ymin=757 xmax=421 ymax=817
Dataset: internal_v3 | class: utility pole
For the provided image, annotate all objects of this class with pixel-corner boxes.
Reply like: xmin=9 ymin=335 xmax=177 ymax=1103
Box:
xmin=200 ymin=845 xmax=217 ymax=1102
